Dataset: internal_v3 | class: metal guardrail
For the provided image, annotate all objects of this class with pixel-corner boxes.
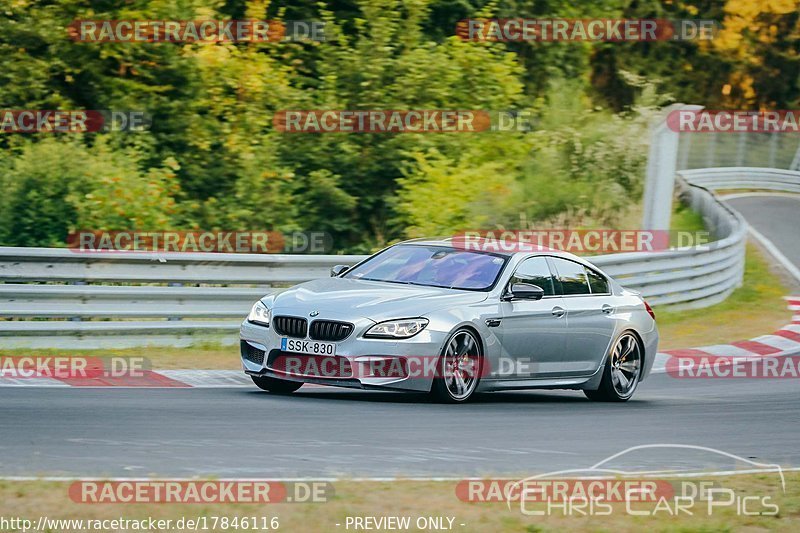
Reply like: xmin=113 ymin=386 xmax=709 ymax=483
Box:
xmin=0 ymin=168 xmax=797 ymax=348
xmin=678 ymin=167 xmax=800 ymax=193
xmin=0 ymin=252 xmax=362 ymax=348
xmin=593 ymin=175 xmax=746 ymax=309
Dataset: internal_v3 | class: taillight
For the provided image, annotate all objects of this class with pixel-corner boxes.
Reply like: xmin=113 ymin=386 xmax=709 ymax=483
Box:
xmin=644 ymin=300 xmax=656 ymax=321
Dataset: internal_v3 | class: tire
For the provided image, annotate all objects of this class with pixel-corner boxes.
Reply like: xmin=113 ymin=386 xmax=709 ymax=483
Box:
xmin=430 ymin=328 xmax=483 ymax=403
xmin=251 ymin=375 xmax=303 ymax=394
xmin=584 ymin=331 xmax=643 ymax=402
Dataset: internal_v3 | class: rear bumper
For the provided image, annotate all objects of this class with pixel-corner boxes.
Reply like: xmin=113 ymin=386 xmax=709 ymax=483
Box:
xmin=640 ymin=325 xmax=660 ymax=381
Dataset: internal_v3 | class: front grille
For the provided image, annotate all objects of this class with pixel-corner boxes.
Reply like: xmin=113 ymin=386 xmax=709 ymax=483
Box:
xmin=241 ymin=341 xmax=265 ymax=365
xmin=309 ymin=320 xmax=354 ymax=341
xmin=273 ymin=316 xmax=308 ymax=338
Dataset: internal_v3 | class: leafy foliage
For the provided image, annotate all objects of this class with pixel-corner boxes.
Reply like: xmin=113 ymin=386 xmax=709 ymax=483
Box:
xmin=0 ymin=0 xmax=795 ymax=251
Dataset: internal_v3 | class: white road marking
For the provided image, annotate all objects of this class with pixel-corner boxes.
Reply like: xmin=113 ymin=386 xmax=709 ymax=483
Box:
xmin=695 ymin=344 xmax=756 ymax=357
xmin=0 ymin=377 xmax=68 ymax=387
xmin=158 ymin=369 xmax=252 ymax=387
xmin=2 ymin=468 xmax=800 ymax=482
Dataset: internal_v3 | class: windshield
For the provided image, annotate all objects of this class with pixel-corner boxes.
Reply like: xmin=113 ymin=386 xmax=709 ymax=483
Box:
xmin=343 ymin=244 xmax=508 ymax=290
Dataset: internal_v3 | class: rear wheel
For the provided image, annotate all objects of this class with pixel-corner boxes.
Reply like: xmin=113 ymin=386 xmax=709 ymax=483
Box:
xmin=251 ymin=375 xmax=303 ymax=394
xmin=431 ymin=329 xmax=482 ymax=403
xmin=584 ymin=332 xmax=642 ymax=402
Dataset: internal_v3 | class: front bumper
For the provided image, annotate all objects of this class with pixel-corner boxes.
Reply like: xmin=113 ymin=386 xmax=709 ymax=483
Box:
xmin=239 ymin=317 xmax=448 ymax=392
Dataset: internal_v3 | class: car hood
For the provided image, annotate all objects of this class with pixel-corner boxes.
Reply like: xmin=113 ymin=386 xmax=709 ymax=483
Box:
xmin=267 ymin=277 xmax=489 ymax=322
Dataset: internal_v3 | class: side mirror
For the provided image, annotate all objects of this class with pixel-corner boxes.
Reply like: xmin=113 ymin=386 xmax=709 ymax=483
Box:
xmin=330 ymin=264 xmax=350 ymax=277
xmin=504 ymin=283 xmax=545 ymax=301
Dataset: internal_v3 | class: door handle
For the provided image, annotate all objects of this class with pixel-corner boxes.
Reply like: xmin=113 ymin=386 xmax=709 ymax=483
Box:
xmin=551 ymin=306 xmax=566 ymax=318
xmin=602 ymin=304 xmax=614 ymax=315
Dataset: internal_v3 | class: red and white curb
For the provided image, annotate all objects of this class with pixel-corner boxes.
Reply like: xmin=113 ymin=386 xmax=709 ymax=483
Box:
xmin=2 ymin=297 xmax=799 ymax=387
xmin=650 ymin=296 xmax=800 ymax=373
xmin=0 ymin=368 xmax=331 ymax=389
xmin=0 ymin=369 xmax=254 ymax=388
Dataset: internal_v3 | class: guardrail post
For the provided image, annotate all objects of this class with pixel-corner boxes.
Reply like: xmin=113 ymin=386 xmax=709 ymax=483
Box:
xmin=768 ymin=132 xmax=778 ymax=169
xmin=70 ymin=280 xmax=86 ymax=322
xmin=168 ymin=282 xmax=182 ymax=321
xmin=706 ymin=132 xmax=717 ymax=168
xmin=678 ymin=133 xmax=691 ymax=171
xmin=642 ymin=104 xmax=703 ymax=231
xmin=791 ymin=140 xmax=800 ymax=170
xmin=735 ymin=133 xmax=747 ymax=167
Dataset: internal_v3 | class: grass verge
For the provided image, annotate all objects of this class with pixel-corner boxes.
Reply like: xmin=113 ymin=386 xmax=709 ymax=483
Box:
xmin=0 ymin=344 xmax=239 ymax=370
xmin=0 ymin=473 xmax=797 ymax=532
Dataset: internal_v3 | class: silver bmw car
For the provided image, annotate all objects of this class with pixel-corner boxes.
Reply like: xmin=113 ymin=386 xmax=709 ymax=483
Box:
xmin=240 ymin=238 xmax=658 ymax=402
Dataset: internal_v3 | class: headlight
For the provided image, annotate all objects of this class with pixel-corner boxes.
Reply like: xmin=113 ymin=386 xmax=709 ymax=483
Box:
xmin=247 ymin=301 xmax=271 ymax=327
xmin=364 ymin=318 xmax=428 ymax=339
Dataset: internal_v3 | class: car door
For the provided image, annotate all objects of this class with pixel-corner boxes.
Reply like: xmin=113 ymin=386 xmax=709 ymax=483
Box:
xmin=496 ymin=256 xmax=567 ymax=379
xmin=549 ymin=257 xmax=617 ymax=376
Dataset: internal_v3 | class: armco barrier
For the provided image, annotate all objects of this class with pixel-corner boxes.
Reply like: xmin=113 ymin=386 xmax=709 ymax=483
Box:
xmin=0 ymin=251 xmax=361 ymax=348
xmin=0 ymin=168 xmax=797 ymax=348
xmin=679 ymin=167 xmax=800 ymax=193
xmin=592 ymin=174 xmax=746 ymax=309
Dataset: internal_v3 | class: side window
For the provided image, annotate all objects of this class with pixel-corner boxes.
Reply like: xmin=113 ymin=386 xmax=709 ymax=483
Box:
xmin=586 ymin=268 xmax=610 ymax=294
xmin=511 ymin=257 xmax=556 ymax=296
xmin=551 ymin=258 xmax=591 ymax=295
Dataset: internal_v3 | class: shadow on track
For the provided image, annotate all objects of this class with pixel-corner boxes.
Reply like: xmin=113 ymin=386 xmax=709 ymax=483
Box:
xmin=239 ymin=387 xmax=648 ymax=405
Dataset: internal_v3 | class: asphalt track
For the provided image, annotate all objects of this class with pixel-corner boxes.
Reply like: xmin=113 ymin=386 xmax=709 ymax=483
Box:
xmin=726 ymin=195 xmax=800 ymax=270
xmin=0 ymin=194 xmax=799 ymax=479
xmin=1 ymin=372 xmax=799 ymax=479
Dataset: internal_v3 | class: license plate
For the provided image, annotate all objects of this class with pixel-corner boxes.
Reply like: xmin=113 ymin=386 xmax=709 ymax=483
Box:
xmin=281 ymin=338 xmax=337 ymax=356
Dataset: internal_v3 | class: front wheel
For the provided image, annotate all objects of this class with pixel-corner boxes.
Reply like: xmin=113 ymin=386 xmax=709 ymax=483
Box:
xmin=251 ymin=375 xmax=303 ymax=394
xmin=430 ymin=329 xmax=483 ymax=403
xmin=584 ymin=332 xmax=643 ymax=402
